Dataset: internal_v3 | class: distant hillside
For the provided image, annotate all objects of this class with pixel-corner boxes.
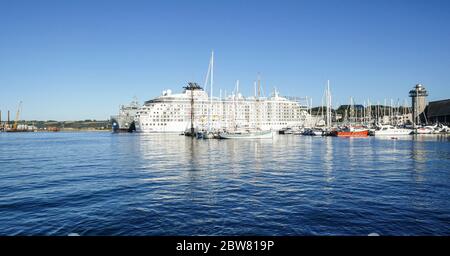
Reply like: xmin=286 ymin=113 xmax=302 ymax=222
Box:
xmin=19 ymin=120 xmax=111 ymax=130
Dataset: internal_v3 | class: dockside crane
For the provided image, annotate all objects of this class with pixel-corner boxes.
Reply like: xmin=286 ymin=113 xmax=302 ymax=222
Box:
xmin=12 ymin=101 xmax=22 ymax=131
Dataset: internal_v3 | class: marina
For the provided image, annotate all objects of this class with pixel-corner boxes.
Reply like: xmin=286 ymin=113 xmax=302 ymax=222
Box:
xmin=109 ymin=63 xmax=450 ymax=139
xmin=1 ymin=0 xmax=450 ymax=241
xmin=103 ymin=53 xmax=450 ymax=141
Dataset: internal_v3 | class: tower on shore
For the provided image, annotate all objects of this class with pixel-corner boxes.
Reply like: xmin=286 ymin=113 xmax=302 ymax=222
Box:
xmin=409 ymin=84 xmax=428 ymax=125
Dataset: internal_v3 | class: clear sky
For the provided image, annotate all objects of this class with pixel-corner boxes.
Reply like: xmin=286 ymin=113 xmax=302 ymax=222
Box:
xmin=1 ymin=0 xmax=449 ymax=120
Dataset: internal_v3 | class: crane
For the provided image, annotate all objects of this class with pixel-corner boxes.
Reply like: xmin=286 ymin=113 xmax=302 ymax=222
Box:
xmin=12 ymin=101 xmax=22 ymax=131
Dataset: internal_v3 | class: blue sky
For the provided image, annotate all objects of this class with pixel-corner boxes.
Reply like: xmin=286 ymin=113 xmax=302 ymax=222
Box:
xmin=1 ymin=0 xmax=449 ymax=120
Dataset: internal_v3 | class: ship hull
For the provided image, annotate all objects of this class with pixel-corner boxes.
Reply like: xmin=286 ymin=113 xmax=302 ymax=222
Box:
xmin=374 ymin=130 xmax=412 ymax=136
xmin=219 ymin=130 xmax=274 ymax=139
xmin=111 ymin=119 xmax=136 ymax=133
xmin=333 ymin=130 xmax=369 ymax=137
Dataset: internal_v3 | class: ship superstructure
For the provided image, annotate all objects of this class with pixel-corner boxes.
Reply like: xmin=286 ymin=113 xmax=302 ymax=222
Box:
xmin=135 ymin=85 xmax=311 ymax=133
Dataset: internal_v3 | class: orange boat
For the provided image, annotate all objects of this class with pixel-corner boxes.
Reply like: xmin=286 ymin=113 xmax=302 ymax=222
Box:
xmin=47 ymin=126 xmax=60 ymax=132
xmin=332 ymin=126 xmax=369 ymax=137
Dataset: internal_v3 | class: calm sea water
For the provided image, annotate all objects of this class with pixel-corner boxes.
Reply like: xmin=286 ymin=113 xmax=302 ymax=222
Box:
xmin=0 ymin=132 xmax=449 ymax=236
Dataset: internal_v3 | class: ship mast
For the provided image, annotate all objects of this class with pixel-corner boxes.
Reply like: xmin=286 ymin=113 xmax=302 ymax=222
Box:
xmin=190 ymin=85 xmax=195 ymax=135
xmin=184 ymin=82 xmax=203 ymax=136
xmin=210 ymin=51 xmax=214 ymax=132
xmin=257 ymin=73 xmax=261 ymax=130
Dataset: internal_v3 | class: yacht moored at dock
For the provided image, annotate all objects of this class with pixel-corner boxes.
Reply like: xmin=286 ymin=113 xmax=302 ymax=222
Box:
xmin=374 ymin=124 xmax=413 ymax=136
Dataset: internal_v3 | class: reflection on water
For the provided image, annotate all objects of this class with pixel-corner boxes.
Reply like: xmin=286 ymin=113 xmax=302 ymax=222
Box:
xmin=0 ymin=132 xmax=449 ymax=235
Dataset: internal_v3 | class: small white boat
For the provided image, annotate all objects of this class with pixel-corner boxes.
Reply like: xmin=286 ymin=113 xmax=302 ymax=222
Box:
xmin=292 ymin=128 xmax=305 ymax=135
xmin=416 ymin=126 xmax=435 ymax=134
xmin=311 ymin=129 xmax=323 ymax=136
xmin=437 ymin=124 xmax=450 ymax=133
xmin=219 ymin=130 xmax=274 ymax=139
xmin=302 ymin=128 xmax=323 ymax=136
xmin=374 ymin=125 xmax=412 ymax=136
xmin=279 ymin=128 xmax=293 ymax=134
xmin=203 ymin=132 xmax=216 ymax=139
xmin=195 ymin=130 xmax=217 ymax=139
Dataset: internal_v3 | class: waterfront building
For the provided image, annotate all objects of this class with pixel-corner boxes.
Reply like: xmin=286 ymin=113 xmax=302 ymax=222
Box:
xmin=381 ymin=114 xmax=412 ymax=126
xmin=409 ymin=84 xmax=428 ymax=125
xmin=426 ymin=99 xmax=450 ymax=125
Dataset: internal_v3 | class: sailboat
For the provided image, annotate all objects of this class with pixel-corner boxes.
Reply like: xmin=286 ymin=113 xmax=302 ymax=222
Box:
xmin=197 ymin=51 xmax=216 ymax=139
xmin=219 ymin=74 xmax=274 ymax=139
xmin=332 ymin=96 xmax=369 ymax=137
xmin=305 ymin=81 xmax=332 ymax=136
xmin=219 ymin=130 xmax=273 ymax=139
xmin=332 ymin=126 xmax=369 ymax=137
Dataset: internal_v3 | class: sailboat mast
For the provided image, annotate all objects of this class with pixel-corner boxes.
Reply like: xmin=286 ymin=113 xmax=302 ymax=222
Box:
xmin=190 ymin=86 xmax=194 ymax=135
xmin=257 ymin=74 xmax=261 ymax=129
xmin=234 ymin=80 xmax=239 ymax=131
xmin=210 ymin=51 xmax=214 ymax=131
xmin=326 ymin=80 xmax=331 ymax=129
xmin=350 ymin=97 xmax=354 ymax=124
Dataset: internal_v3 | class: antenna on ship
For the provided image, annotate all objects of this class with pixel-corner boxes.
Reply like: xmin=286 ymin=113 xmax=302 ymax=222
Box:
xmin=132 ymin=95 xmax=139 ymax=107
xmin=257 ymin=73 xmax=261 ymax=98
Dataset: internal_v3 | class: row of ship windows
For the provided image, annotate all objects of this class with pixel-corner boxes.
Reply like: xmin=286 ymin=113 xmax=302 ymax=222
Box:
xmin=141 ymin=119 xmax=298 ymax=123
xmin=140 ymin=119 xmax=302 ymax=123
xmin=141 ymin=122 xmax=290 ymax=126
xmin=141 ymin=114 xmax=300 ymax=117
xmin=140 ymin=108 xmax=298 ymax=112
xmin=140 ymin=106 xmax=299 ymax=112
xmin=139 ymin=112 xmax=301 ymax=117
xmin=143 ymin=123 xmax=168 ymax=126
xmin=148 ymin=119 xmax=184 ymax=122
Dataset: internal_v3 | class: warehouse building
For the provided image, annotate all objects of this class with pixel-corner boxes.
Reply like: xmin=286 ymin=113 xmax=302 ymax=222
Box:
xmin=426 ymin=99 xmax=450 ymax=125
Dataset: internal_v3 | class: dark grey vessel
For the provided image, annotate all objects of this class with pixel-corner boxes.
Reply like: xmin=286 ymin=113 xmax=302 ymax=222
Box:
xmin=111 ymin=98 xmax=140 ymax=133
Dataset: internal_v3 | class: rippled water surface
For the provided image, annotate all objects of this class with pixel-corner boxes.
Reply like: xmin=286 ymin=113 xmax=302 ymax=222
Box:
xmin=0 ymin=132 xmax=449 ymax=235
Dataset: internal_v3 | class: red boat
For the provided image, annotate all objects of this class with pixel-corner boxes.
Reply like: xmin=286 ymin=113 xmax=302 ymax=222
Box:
xmin=332 ymin=126 xmax=369 ymax=137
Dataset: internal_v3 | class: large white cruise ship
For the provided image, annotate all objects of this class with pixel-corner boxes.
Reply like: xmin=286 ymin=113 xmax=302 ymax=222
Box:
xmin=135 ymin=83 xmax=311 ymax=133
